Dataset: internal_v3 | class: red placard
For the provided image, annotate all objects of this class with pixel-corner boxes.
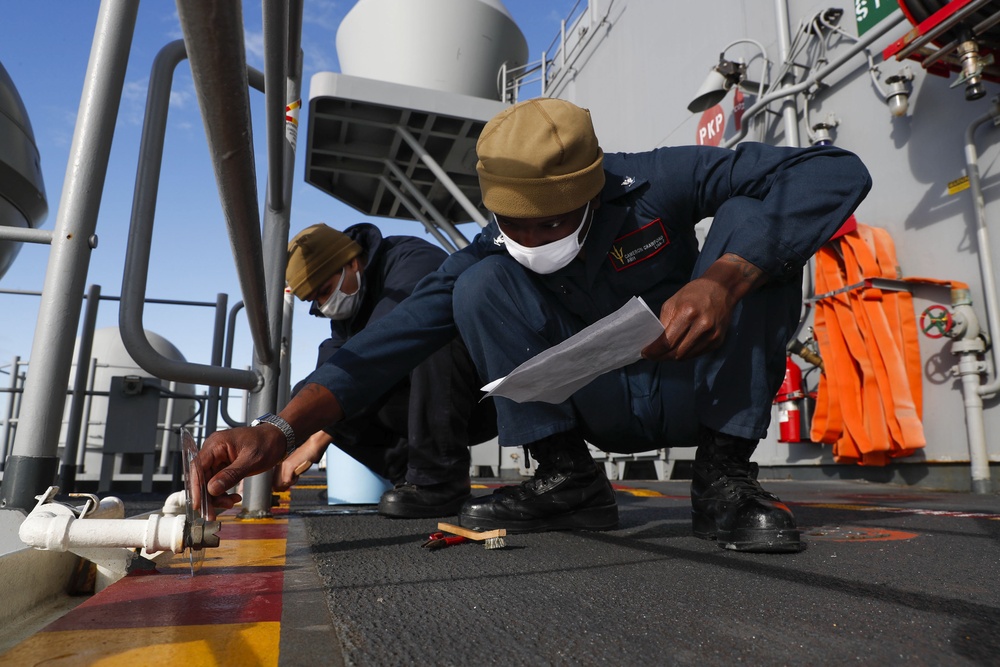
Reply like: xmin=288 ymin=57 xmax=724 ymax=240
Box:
xmin=696 ymin=104 xmax=725 ymax=146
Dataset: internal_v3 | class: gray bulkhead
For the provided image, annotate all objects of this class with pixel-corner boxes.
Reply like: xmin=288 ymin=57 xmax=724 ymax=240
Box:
xmin=542 ymin=1 xmax=1000 ymax=484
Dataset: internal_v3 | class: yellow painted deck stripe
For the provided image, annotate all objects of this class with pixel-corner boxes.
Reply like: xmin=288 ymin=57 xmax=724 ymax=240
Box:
xmin=616 ymin=488 xmax=668 ymax=497
xmin=156 ymin=538 xmax=288 ymax=570
xmin=2 ymin=622 xmax=280 ymax=666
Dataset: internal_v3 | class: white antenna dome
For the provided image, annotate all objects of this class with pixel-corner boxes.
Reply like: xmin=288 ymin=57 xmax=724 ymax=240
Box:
xmin=336 ymin=0 xmax=528 ymax=100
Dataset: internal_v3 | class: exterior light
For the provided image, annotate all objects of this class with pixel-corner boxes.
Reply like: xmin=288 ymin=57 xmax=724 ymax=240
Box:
xmin=688 ymin=57 xmax=747 ymax=113
xmin=884 ymin=68 xmax=914 ymax=117
xmin=808 ymin=113 xmax=839 ymax=147
xmin=810 ymin=122 xmax=836 ymax=146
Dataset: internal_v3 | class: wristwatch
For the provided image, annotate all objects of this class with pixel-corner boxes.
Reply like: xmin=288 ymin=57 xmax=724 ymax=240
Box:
xmin=250 ymin=412 xmax=297 ymax=454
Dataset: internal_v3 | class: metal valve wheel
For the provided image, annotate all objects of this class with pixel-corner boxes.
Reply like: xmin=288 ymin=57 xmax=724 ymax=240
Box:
xmin=920 ymin=304 xmax=954 ymax=339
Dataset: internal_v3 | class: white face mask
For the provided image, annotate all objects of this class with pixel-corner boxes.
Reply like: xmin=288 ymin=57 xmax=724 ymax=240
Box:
xmin=499 ymin=202 xmax=592 ymax=275
xmin=318 ymin=267 xmax=363 ymax=320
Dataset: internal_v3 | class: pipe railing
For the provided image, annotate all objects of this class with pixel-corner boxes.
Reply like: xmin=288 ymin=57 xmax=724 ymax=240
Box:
xmin=263 ymin=0 xmax=288 ymax=212
xmin=175 ymin=0 xmax=273 ymax=367
xmin=240 ymin=0 xmax=304 ymax=518
xmin=219 ymin=301 xmax=249 ymax=429
xmin=0 ymin=228 xmax=54 ymax=244
xmin=58 ymin=284 xmax=101 ymax=492
xmin=119 ymin=39 xmax=261 ymax=391
xmin=0 ymin=356 xmax=22 ymax=470
xmin=76 ymin=357 xmax=98 ymax=472
xmin=0 ymin=0 xmax=140 ymax=513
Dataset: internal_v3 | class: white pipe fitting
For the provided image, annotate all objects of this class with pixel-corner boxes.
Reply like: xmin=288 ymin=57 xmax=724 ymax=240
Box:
xmin=87 ymin=496 xmax=126 ymax=519
xmin=19 ymin=496 xmax=187 ymax=554
xmin=162 ymin=490 xmax=188 ymax=516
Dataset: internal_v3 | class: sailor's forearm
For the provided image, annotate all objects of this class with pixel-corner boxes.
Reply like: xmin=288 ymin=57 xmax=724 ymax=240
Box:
xmin=702 ymin=252 xmax=768 ymax=306
xmin=278 ymin=383 xmax=345 ymax=442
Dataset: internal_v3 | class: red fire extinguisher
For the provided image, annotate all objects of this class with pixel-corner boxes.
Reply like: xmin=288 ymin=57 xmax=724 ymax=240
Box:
xmin=774 ymin=356 xmax=806 ymax=442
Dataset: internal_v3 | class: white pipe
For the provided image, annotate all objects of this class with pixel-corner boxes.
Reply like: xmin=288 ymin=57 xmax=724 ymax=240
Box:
xmin=20 ymin=496 xmax=186 ymax=554
xmin=958 ymin=352 xmax=991 ymax=493
xmin=82 ymin=495 xmax=125 ymax=519
xmin=723 ymin=9 xmax=906 ymax=148
xmin=948 ymin=302 xmax=992 ymax=493
xmin=963 ymin=103 xmax=1000 ymax=396
xmin=162 ymin=490 xmax=187 ymax=515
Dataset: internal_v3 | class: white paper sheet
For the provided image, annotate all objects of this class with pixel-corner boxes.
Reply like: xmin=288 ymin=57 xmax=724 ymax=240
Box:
xmin=481 ymin=296 xmax=665 ymax=404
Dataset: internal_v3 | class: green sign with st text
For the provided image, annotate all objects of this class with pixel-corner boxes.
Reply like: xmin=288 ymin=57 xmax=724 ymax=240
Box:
xmin=854 ymin=0 xmax=899 ymax=36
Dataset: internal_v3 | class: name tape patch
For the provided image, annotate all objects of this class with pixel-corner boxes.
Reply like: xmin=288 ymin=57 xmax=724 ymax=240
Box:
xmin=608 ymin=219 xmax=670 ymax=271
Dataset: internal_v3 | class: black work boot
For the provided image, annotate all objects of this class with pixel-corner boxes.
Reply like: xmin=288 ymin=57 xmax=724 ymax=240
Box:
xmin=378 ymin=478 xmax=471 ymax=519
xmin=458 ymin=431 xmax=618 ymax=533
xmin=691 ymin=430 xmax=804 ymax=553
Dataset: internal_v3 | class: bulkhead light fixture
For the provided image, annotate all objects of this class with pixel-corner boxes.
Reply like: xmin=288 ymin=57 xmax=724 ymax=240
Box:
xmin=687 ymin=57 xmax=748 ymax=113
xmin=885 ymin=67 xmax=915 ymax=117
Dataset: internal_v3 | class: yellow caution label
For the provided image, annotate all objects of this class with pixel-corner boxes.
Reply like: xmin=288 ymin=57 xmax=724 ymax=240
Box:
xmin=285 ymin=99 xmax=301 ymax=151
xmin=948 ymin=175 xmax=970 ymax=195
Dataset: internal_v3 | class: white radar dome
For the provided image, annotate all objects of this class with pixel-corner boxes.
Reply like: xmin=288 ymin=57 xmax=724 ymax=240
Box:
xmin=336 ymin=0 xmax=529 ymax=100
xmin=63 ymin=327 xmax=197 ymax=450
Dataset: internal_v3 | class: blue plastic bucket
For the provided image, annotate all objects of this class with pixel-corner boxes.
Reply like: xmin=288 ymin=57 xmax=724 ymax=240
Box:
xmin=325 ymin=443 xmax=394 ymax=504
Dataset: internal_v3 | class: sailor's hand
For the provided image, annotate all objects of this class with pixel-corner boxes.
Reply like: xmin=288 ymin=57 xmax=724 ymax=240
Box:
xmin=192 ymin=426 xmax=286 ymax=519
xmin=642 ymin=277 xmax=732 ymax=361
xmin=642 ymin=253 xmax=766 ymax=362
xmin=273 ymin=431 xmax=331 ymax=491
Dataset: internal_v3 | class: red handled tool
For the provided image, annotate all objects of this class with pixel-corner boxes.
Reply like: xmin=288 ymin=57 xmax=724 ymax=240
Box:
xmin=421 ymin=532 xmax=469 ymax=550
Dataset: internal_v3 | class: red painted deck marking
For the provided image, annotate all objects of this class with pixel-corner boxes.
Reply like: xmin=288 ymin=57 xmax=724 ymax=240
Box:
xmin=39 ymin=511 xmax=291 ymax=633
xmin=43 ymin=567 xmax=285 ymax=630
xmin=805 ymin=525 xmax=920 ymax=542
xmin=801 ymin=502 xmax=1000 ymax=520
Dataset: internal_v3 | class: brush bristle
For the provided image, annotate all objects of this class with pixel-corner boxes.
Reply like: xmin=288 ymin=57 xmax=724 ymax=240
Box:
xmin=484 ymin=536 xmax=506 ymax=550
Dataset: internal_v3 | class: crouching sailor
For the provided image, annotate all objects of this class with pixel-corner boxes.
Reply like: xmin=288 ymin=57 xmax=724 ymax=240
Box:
xmin=195 ymin=98 xmax=871 ymax=554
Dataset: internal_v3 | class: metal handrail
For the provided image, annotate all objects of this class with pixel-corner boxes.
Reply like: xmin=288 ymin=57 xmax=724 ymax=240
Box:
xmin=0 ymin=0 xmax=140 ymax=512
xmin=119 ymin=39 xmax=261 ymax=391
xmin=176 ymin=0 xmax=273 ymax=366
xmin=240 ymin=0 xmax=304 ymax=517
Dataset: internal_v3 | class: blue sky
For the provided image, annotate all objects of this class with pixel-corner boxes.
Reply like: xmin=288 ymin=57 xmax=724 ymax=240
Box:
xmin=0 ymin=0 xmax=577 ymax=412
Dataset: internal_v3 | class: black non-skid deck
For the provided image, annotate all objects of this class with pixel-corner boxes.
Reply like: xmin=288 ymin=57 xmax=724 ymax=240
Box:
xmin=284 ymin=474 xmax=1000 ymax=666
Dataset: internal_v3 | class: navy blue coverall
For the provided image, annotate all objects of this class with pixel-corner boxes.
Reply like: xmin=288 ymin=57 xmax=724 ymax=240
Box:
xmin=302 ymin=223 xmax=494 ymax=485
xmin=307 ymin=143 xmax=871 ymax=454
